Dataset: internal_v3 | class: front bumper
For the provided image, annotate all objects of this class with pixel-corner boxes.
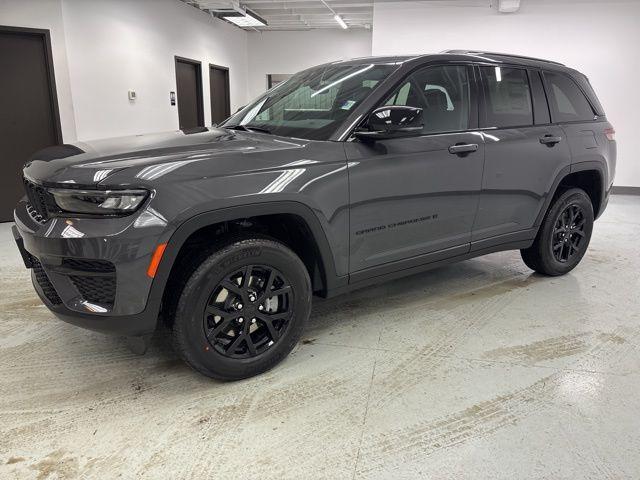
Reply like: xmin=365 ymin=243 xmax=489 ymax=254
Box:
xmin=13 ymin=199 xmax=169 ymax=336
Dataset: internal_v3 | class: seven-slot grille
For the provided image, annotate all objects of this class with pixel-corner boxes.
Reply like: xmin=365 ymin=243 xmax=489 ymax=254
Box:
xmin=23 ymin=178 xmax=52 ymax=220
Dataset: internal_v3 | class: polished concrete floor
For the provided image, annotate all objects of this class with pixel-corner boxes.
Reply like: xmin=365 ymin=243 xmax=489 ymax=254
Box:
xmin=1 ymin=195 xmax=639 ymax=479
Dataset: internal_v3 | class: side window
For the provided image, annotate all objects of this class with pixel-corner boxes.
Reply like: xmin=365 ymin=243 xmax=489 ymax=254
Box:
xmin=480 ymin=66 xmax=533 ymax=128
xmin=382 ymin=65 xmax=470 ymax=134
xmin=544 ymin=71 xmax=595 ymax=123
xmin=384 ymin=81 xmax=418 ymax=107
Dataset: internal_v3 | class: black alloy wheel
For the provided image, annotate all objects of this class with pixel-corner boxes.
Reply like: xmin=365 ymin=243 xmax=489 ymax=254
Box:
xmin=204 ymin=265 xmax=293 ymax=359
xmin=551 ymin=204 xmax=587 ymax=263
xmin=173 ymin=238 xmax=311 ymax=380
xmin=520 ymin=188 xmax=594 ymax=276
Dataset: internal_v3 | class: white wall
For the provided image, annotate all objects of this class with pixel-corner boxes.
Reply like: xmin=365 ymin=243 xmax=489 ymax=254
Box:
xmin=0 ymin=0 xmax=77 ymax=140
xmin=372 ymin=0 xmax=640 ymax=187
xmin=246 ymin=30 xmax=372 ymax=100
xmin=61 ymin=0 xmax=249 ymax=140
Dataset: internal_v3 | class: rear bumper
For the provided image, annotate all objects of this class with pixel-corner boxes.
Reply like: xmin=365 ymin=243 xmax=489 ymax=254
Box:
xmin=596 ymin=182 xmax=612 ymax=220
xmin=13 ymin=199 xmax=168 ymax=336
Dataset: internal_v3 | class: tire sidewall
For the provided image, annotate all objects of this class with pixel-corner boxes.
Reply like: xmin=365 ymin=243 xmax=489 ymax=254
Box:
xmin=174 ymin=240 xmax=311 ymax=379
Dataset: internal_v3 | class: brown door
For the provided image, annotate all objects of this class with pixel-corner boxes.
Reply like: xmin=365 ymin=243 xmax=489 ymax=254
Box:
xmin=0 ymin=27 xmax=62 ymax=222
xmin=209 ymin=65 xmax=230 ymax=125
xmin=175 ymin=57 xmax=203 ymax=130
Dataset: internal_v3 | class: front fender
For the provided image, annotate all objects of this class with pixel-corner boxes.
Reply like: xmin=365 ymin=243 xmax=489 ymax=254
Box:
xmin=142 ymin=201 xmax=347 ymax=330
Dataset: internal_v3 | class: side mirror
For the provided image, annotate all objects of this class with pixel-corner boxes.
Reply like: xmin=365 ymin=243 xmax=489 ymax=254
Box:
xmin=354 ymin=105 xmax=423 ymax=141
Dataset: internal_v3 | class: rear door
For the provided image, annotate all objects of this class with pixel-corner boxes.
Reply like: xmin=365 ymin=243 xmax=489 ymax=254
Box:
xmin=473 ymin=65 xmax=572 ymax=247
xmin=543 ymin=70 xmax=607 ymax=169
xmin=346 ymin=64 xmax=485 ymax=275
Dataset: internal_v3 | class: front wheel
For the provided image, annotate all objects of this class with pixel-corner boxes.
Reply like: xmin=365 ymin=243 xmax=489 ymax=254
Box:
xmin=521 ymin=188 xmax=594 ymax=276
xmin=172 ymin=238 xmax=312 ymax=380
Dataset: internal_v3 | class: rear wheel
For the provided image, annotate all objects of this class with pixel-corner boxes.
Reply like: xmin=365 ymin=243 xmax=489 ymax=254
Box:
xmin=172 ymin=238 xmax=311 ymax=380
xmin=521 ymin=188 xmax=594 ymax=276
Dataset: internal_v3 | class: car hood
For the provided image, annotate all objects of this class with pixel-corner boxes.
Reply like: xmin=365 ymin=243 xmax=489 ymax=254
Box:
xmin=24 ymin=128 xmax=309 ymax=186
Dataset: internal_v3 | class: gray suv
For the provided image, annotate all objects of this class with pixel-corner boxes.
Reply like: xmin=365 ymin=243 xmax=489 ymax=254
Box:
xmin=13 ymin=51 xmax=616 ymax=380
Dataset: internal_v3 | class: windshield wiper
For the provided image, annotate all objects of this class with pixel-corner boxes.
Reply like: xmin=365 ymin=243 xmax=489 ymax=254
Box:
xmin=224 ymin=124 xmax=272 ymax=135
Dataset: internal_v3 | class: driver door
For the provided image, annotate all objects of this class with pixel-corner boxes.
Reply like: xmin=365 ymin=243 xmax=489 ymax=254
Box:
xmin=345 ymin=64 xmax=485 ymax=276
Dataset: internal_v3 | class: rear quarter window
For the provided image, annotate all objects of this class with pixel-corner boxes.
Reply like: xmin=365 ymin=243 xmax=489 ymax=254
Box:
xmin=544 ymin=71 xmax=596 ymax=123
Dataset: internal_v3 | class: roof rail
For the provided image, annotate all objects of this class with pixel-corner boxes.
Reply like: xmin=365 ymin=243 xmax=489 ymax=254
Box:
xmin=442 ymin=49 xmax=565 ymax=66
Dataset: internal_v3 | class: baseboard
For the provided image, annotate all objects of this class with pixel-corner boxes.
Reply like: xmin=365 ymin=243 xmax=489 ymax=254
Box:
xmin=612 ymin=186 xmax=640 ymax=195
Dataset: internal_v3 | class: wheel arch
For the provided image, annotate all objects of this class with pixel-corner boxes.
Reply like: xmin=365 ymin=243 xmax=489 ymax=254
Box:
xmin=535 ymin=162 xmax=608 ymax=227
xmin=146 ymin=201 xmax=344 ymax=328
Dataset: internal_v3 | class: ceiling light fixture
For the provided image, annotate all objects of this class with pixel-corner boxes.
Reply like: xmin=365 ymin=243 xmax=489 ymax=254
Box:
xmin=319 ymin=0 xmax=349 ymax=29
xmin=334 ymin=14 xmax=348 ymax=29
xmin=220 ymin=8 xmax=267 ymax=28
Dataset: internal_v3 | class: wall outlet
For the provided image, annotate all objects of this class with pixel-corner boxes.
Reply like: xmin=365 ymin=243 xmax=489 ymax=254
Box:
xmin=128 ymin=90 xmax=137 ymax=101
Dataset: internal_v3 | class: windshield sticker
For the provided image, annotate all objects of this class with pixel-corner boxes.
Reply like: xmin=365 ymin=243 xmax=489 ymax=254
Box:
xmin=340 ymin=100 xmax=356 ymax=110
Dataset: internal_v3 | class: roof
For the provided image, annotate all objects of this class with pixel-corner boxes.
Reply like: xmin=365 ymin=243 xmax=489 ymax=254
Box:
xmin=330 ymin=55 xmax=418 ymax=66
xmin=328 ymin=51 xmax=571 ymax=72
xmin=441 ymin=50 xmax=565 ymax=66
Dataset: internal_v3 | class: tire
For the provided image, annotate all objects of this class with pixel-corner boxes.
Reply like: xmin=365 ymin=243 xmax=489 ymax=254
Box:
xmin=172 ymin=238 xmax=312 ymax=380
xmin=521 ymin=188 xmax=594 ymax=276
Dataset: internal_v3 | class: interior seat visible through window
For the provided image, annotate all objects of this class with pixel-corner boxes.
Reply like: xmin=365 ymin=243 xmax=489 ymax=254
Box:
xmin=381 ymin=65 xmax=470 ymax=135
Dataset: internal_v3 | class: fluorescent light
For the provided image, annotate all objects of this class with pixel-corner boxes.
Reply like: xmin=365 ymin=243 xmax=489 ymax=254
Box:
xmin=334 ymin=14 xmax=348 ymax=29
xmin=221 ymin=9 xmax=267 ymax=28
xmin=311 ymin=64 xmax=374 ymax=97
xmin=495 ymin=66 xmax=502 ymax=82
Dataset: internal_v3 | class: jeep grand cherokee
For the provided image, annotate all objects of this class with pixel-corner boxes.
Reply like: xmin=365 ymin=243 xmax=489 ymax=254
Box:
xmin=13 ymin=51 xmax=615 ymax=380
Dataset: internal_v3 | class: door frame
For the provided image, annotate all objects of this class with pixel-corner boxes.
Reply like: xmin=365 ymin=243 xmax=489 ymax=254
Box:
xmin=174 ymin=55 xmax=204 ymax=128
xmin=0 ymin=25 xmax=63 ymax=144
xmin=208 ymin=63 xmax=230 ymax=124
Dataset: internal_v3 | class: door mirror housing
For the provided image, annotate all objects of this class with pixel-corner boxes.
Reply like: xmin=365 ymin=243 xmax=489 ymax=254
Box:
xmin=354 ymin=105 xmax=423 ymax=141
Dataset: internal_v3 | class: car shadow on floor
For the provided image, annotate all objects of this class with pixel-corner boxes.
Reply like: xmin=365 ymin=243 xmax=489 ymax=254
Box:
xmin=133 ymin=252 xmax=565 ymax=380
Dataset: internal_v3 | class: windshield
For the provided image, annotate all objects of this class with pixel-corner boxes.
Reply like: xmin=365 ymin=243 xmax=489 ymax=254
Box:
xmin=222 ymin=63 xmax=398 ymax=141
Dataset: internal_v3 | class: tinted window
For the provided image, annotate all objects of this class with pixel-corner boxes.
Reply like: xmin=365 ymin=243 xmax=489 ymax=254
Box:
xmin=222 ymin=63 xmax=397 ymax=141
xmin=383 ymin=65 xmax=470 ymax=134
xmin=545 ymin=71 xmax=595 ymax=122
xmin=481 ymin=66 xmax=533 ymax=128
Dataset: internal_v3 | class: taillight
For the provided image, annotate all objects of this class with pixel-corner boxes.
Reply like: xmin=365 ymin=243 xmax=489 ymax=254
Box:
xmin=604 ymin=127 xmax=615 ymax=141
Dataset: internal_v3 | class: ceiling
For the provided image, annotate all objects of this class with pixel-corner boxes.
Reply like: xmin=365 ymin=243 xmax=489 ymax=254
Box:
xmin=181 ymin=0 xmax=381 ymax=31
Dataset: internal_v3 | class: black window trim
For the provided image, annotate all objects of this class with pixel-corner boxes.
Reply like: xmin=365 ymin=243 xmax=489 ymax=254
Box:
xmin=348 ymin=62 xmax=480 ymax=142
xmin=527 ymin=69 xmax=552 ymax=126
xmin=541 ymin=70 xmax=600 ymax=125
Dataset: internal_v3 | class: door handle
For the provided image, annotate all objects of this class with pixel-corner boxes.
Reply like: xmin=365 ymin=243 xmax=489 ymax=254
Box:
xmin=448 ymin=143 xmax=478 ymax=155
xmin=539 ymin=135 xmax=562 ymax=146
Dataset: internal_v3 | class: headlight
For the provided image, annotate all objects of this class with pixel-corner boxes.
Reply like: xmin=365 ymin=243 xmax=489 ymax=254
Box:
xmin=49 ymin=189 xmax=149 ymax=216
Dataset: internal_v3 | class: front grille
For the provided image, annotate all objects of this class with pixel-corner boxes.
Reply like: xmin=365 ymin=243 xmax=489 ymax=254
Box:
xmin=23 ymin=178 xmax=52 ymax=220
xmin=31 ymin=256 xmax=63 ymax=305
xmin=26 ymin=203 xmax=47 ymax=225
xmin=69 ymin=275 xmax=116 ymax=307
xmin=62 ymin=259 xmax=116 ymax=274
